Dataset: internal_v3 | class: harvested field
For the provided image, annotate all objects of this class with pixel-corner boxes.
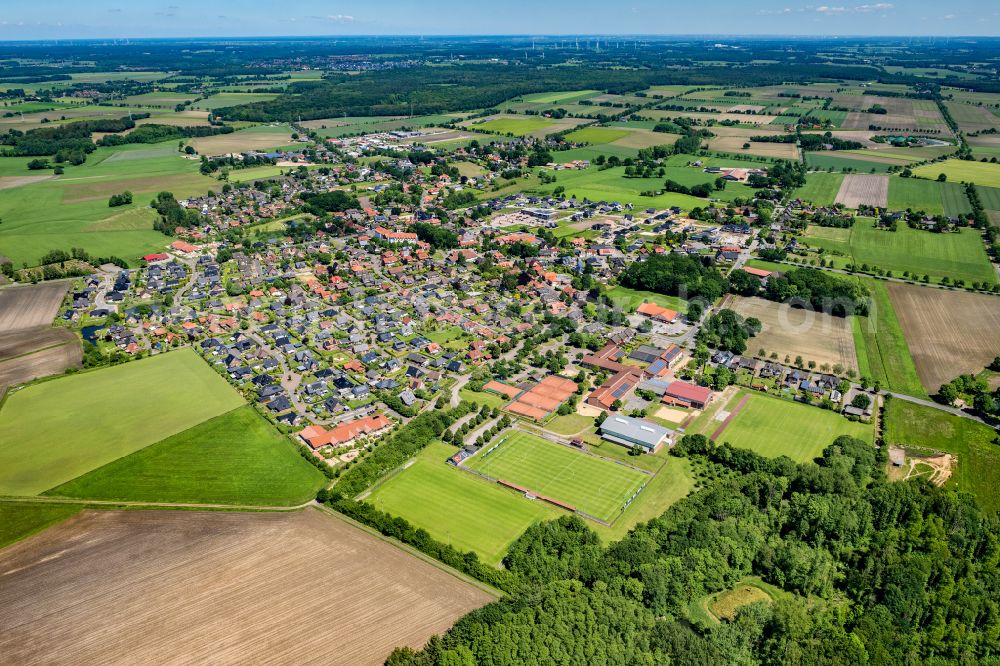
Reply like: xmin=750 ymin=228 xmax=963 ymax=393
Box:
xmin=0 ymin=508 xmax=493 ymax=666
xmin=188 ymin=126 xmax=295 ymax=156
xmin=835 ymin=174 xmax=888 ymax=208
xmin=0 ymin=176 xmax=54 ymax=191
xmin=729 ymin=296 xmax=859 ymax=372
xmin=0 ymin=282 xmax=69 ymax=332
xmin=0 ymin=336 xmax=81 ymax=397
xmin=0 ymin=327 xmax=77 ymax=363
xmin=886 ymin=283 xmax=1000 ymax=392
xmin=945 ymin=102 xmax=1000 ymax=134
xmin=708 ymin=129 xmax=799 ymax=159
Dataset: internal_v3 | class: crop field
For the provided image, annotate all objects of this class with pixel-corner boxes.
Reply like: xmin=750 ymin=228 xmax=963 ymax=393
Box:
xmin=912 ymin=160 xmax=1000 ymax=189
xmin=564 ymin=126 xmax=630 ymax=145
xmin=0 ymin=327 xmax=81 ymax=396
xmin=368 ymin=441 xmax=561 ymax=565
xmin=0 ymin=508 xmax=494 ymax=664
xmin=728 ymin=296 xmax=858 ymax=372
xmin=977 ymin=185 xmax=1000 ymax=212
xmin=192 ymin=92 xmax=281 ymax=110
xmin=709 ymin=391 xmax=873 ymax=462
xmin=852 ymin=278 xmax=926 ymax=397
xmin=0 ymin=282 xmax=69 ymax=332
xmin=0 ymin=349 xmax=244 ymax=496
xmin=465 ymin=115 xmax=556 ymax=136
xmin=794 ymin=172 xmax=844 ymax=205
xmin=818 ymin=221 xmax=996 ymax=285
xmin=883 ymin=400 xmax=1000 ymax=514
xmin=134 ymin=110 xmax=212 ymax=126
xmin=884 ymin=177 xmax=964 ymax=215
xmin=519 ymin=90 xmax=600 ymax=104
xmin=708 ymin=127 xmax=800 ymax=159
xmin=944 ymin=101 xmax=1000 ymax=134
xmin=187 ymin=124 xmax=295 ymax=156
xmin=542 ymin=165 xmax=739 ymax=209
xmin=835 ymin=174 xmax=888 ymax=208
xmin=886 ymin=282 xmax=1000 ymax=393
xmin=121 ymin=91 xmax=197 ymax=108
xmin=47 ymin=406 xmax=325 ymax=505
xmin=805 ymin=153 xmax=896 ymax=174
xmin=0 ymin=142 xmax=218 ymax=267
xmin=466 ymin=431 xmax=648 ymax=522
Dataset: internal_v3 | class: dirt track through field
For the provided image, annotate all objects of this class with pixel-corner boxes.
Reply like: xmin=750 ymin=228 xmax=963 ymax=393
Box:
xmin=0 ymin=508 xmax=493 ymax=666
xmin=835 ymin=174 xmax=888 ymax=208
xmin=887 ymin=283 xmax=1000 ymax=392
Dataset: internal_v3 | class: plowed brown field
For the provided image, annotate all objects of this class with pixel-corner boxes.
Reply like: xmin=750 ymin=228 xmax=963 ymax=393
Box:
xmin=0 ymin=508 xmax=494 ymax=666
xmin=887 ymin=282 xmax=1000 ymax=392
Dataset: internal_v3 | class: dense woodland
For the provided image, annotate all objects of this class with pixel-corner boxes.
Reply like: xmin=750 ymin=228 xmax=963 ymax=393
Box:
xmin=387 ymin=434 xmax=1000 ymax=665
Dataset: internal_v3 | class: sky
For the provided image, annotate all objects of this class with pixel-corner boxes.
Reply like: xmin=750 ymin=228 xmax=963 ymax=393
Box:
xmin=0 ymin=1 xmax=997 ymax=40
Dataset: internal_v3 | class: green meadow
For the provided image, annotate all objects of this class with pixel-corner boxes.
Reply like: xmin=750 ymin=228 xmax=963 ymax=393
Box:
xmin=0 ymin=349 xmax=244 ymax=496
xmin=913 ymin=160 xmax=1000 ymax=189
xmin=713 ymin=391 xmax=873 ymax=463
xmin=47 ymin=406 xmax=325 ymax=506
xmin=0 ymin=141 xmax=218 ymax=266
xmin=884 ymin=400 xmax=1000 ymax=514
xmin=804 ymin=219 xmax=995 ymax=285
xmin=535 ymin=165 xmax=754 ymax=208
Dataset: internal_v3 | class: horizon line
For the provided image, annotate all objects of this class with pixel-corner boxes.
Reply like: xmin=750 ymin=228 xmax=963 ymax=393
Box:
xmin=0 ymin=33 xmax=999 ymax=43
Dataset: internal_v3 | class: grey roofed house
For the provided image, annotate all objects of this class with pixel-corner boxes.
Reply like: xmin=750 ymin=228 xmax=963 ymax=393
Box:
xmin=629 ymin=345 xmax=664 ymax=364
xmin=599 ymin=414 xmax=674 ymax=453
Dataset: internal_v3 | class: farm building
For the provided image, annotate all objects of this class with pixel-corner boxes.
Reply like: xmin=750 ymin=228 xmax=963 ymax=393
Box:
xmin=599 ymin=414 xmax=674 ymax=453
xmin=661 ymin=381 xmax=713 ymax=409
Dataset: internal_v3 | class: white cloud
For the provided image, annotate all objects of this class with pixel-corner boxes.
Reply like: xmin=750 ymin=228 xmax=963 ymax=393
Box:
xmin=327 ymin=14 xmax=355 ymax=23
xmin=816 ymin=3 xmax=893 ymax=14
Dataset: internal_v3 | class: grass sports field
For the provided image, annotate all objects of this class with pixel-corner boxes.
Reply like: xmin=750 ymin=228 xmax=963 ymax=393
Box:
xmin=0 ymin=349 xmax=244 ymax=496
xmin=913 ymin=160 xmax=1000 ymax=189
xmin=711 ymin=391 xmax=873 ymax=462
xmin=805 ymin=220 xmax=995 ymax=285
xmin=367 ymin=441 xmax=560 ymax=565
xmin=46 ymin=406 xmax=325 ymax=505
xmin=851 ymin=278 xmax=926 ymax=397
xmin=466 ymin=431 xmax=648 ymax=522
xmin=883 ymin=400 xmax=1000 ymax=514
